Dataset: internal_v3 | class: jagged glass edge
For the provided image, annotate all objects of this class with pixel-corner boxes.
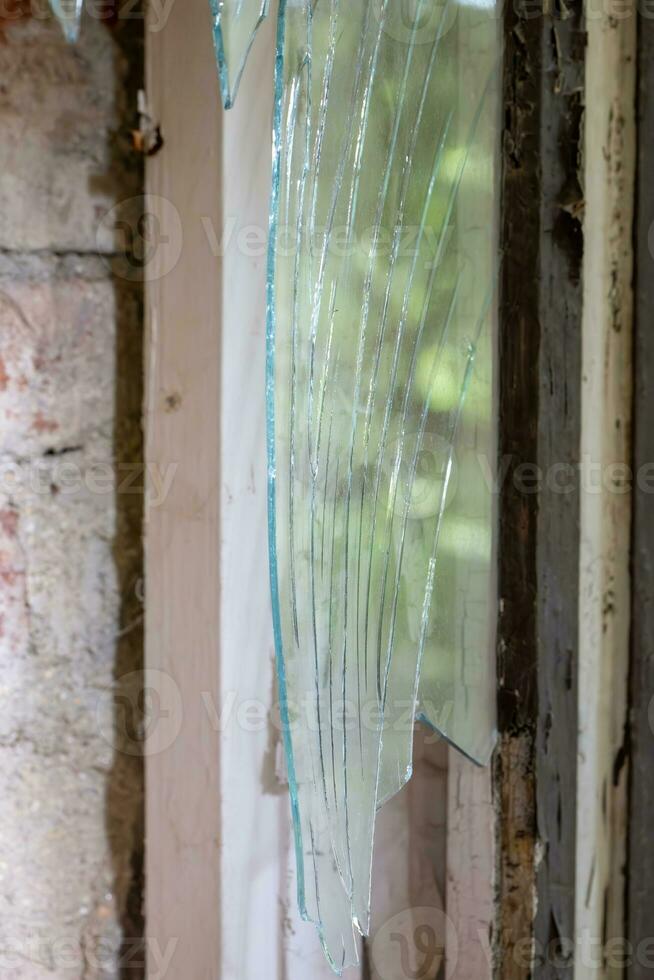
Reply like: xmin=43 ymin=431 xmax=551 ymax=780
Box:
xmin=210 ymin=0 xmax=271 ymax=109
xmin=416 ymin=276 xmax=500 ymax=771
xmin=266 ymin=3 xmax=355 ymax=969
xmin=417 ymin=714 xmax=498 ymax=768
xmin=266 ymin=2 xmax=354 ymax=973
xmin=266 ymin=0 xmax=313 ymax=956
xmin=49 ymin=0 xmax=82 ymax=41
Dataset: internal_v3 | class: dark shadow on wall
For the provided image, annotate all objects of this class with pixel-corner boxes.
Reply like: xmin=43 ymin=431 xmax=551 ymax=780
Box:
xmin=108 ymin=264 xmax=145 ymax=980
xmin=96 ymin=4 xmax=146 ymax=976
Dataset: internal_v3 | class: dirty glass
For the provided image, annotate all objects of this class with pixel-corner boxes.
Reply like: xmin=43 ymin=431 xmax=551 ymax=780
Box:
xmin=228 ymin=0 xmax=501 ymax=971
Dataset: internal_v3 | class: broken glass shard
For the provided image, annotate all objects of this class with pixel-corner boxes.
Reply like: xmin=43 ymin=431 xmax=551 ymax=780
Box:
xmin=49 ymin=0 xmax=82 ymax=41
xmin=215 ymin=0 xmax=501 ymax=971
xmin=209 ymin=0 xmax=270 ymax=108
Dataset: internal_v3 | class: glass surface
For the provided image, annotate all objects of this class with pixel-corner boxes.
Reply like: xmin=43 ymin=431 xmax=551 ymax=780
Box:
xmin=210 ymin=0 xmax=501 ymax=969
xmin=210 ymin=0 xmax=270 ymax=108
xmin=266 ymin=0 xmax=502 ymax=970
xmin=49 ymin=0 xmax=83 ymax=41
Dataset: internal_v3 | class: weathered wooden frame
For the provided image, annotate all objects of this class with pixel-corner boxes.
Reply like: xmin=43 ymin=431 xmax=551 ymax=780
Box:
xmin=497 ymin=2 xmax=586 ymax=972
xmin=497 ymin=2 xmax=635 ymax=978
xmin=628 ymin=11 xmax=654 ymax=979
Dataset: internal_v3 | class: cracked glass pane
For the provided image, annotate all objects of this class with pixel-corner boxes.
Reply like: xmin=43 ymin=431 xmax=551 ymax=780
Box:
xmin=216 ymin=0 xmax=501 ymax=970
xmin=49 ymin=0 xmax=83 ymax=41
xmin=209 ymin=0 xmax=270 ymax=108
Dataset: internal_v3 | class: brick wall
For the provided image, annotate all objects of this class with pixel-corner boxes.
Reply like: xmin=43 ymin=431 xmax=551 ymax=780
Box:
xmin=0 ymin=11 xmax=144 ymax=978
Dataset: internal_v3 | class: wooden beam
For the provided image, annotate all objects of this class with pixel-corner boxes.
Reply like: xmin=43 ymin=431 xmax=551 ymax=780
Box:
xmin=498 ymin=0 xmax=586 ymax=974
xmin=534 ymin=8 xmax=586 ymax=976
xmin=145 ymin=0 xmax=222 ymax=973
xmin=628 ymin=10 xmax=654 ymax=978
xmin=576 ymin=4 xmax=635 ymax=976
xmin=447 ymin=748 xmax=494 ymax=980
xmin=496 ymin=5 xmax=541 ymax=969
